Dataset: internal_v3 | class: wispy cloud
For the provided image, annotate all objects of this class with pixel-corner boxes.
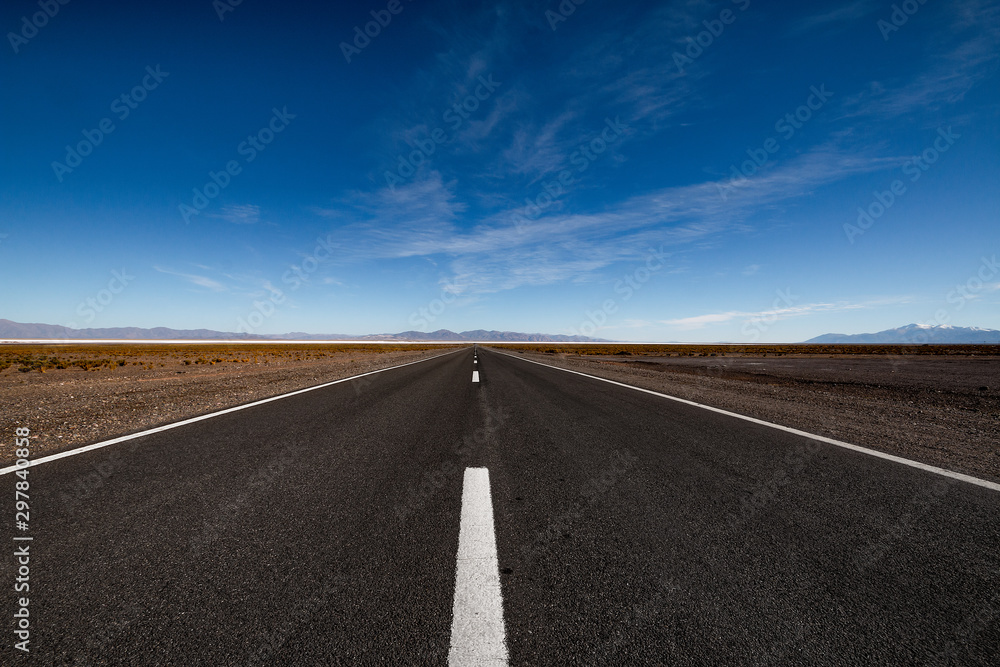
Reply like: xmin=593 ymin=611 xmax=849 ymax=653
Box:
xmin=661 ymin=297 xmax=914 ymax=330
xmin=154 ymin=266 xmax=227 ymax=292
xmin=212 ymin=204 xmax=261 ymax=225
xmin=501 ymin=110 xmax=579 ymax=179
xmin=310 ymin=0 xmax=997 ymax=327
xmin=315 ymin=172 xmax=467 ymax=257
xmin=789 ymin=0 xmax=880 ymax=34
xmin=316 ymin=143 xmax=889 ymax=294
xmin=839 ymin=1 xmax=1000 ymax=122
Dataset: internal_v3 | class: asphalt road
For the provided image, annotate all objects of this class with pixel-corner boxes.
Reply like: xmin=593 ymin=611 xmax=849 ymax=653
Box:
xmin=4 ymin=346 xmax=999 ymax=665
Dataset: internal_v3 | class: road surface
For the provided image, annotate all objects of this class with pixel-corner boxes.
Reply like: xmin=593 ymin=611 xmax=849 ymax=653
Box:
xmin=4 ymin=346 xmax=999 ymax=665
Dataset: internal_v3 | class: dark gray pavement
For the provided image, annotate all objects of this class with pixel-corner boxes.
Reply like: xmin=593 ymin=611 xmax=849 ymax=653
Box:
xmin=4 ymin=346 xmax=998 ymax=665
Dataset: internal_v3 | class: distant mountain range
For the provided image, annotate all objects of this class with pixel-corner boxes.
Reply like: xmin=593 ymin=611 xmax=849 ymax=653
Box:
xmin=805 ymin=324 xmax=1000 ymax=344
xmin=0 ymin=319 xmax=606 ymax=343
xmin=4 ymin=319 xmax=997 ymax=344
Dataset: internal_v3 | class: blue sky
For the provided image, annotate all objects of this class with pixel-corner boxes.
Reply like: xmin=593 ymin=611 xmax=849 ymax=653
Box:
xmin=2 ymin=0 xmax=998 ymax=342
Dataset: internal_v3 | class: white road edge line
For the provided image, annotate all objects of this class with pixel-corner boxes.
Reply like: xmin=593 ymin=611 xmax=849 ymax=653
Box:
xmin=0 ymin=347 xmax=469 ymax=476
xmin=449 ymin=467 xmax=509 ymax=666
xmin=472 ymin=370 xmax=480 ymax=383
xmin=489 ymin=349 xmax=1000 ymax=493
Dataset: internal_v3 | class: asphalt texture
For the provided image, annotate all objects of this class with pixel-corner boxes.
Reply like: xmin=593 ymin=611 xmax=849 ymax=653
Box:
xmin=4 ymin=346 xmax=999 ymax=665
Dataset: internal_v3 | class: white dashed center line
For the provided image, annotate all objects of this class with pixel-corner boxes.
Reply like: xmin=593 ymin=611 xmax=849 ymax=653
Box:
xmin=472 ymin=371 xmax=480 ymax=383
xmin=449 ymin=467 xmax=509 ymax=666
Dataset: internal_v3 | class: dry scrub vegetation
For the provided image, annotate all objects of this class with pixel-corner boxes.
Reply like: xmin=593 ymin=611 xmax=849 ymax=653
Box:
xmin=0 ymin=343 xmax=451 ymax=374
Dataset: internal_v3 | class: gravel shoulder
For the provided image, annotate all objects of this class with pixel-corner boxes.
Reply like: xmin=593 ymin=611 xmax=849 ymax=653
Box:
xmin=493 ymin=349 xmax=1000 ymax=484
xmin=1 ymin=346 xmax=460 ymax=467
